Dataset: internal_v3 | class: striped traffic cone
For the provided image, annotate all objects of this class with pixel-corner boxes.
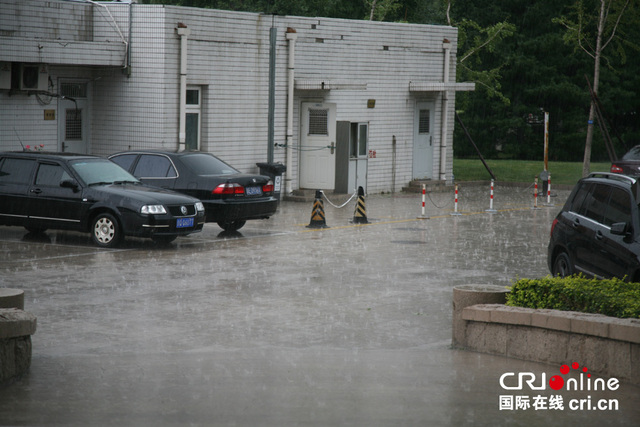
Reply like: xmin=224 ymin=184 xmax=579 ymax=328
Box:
xmin=353 ymin=186 xmax=369 ymax=224
xmin=307 ymin=190 xmax=328 ymax=228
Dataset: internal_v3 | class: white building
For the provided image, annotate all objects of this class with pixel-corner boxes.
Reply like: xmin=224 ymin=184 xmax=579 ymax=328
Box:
xmin=0 ymin=0 xmax=473 ymax=194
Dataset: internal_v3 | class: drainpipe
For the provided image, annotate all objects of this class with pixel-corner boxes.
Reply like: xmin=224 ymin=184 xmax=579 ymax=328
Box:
xmin=176 ymin=23 xmax=190 ymax=152
xmin=440 ymin=39 xmax=451 ymax=181
xmin=285 ymin=28 xmax=297 ymax=194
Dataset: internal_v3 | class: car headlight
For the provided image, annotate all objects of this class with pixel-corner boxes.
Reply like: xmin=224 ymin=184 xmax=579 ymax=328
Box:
xmin=195 ymin=202 xmax=205 ymax=212
xmin=141 ymin=205 xmax=167 ymax=215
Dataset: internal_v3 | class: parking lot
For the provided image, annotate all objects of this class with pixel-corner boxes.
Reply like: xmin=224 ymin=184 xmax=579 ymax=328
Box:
xmin=1 ymin=185 xmax=639 ymax=426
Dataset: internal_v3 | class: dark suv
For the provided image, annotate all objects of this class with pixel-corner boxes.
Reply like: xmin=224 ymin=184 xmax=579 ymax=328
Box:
xmin=548 ymin=172 xmax=640 ymax=281
xmin=0 ymin=152 xmax=205 ymax=247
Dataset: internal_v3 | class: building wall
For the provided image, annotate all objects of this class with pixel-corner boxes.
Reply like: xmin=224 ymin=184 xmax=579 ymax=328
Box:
xmin=0 ymin=1 xmax=463 ymax=193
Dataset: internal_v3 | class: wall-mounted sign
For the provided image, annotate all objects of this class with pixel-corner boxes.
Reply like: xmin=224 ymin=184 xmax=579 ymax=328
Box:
xmin=367 ymin=99 xmax=376 ymax=108
xmin=44 ymin=110 xmax=55 ymax=120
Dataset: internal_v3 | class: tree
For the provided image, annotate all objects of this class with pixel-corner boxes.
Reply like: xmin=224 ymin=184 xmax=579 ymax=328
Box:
xmin=554 ymin=0 xmax=632 ymax=176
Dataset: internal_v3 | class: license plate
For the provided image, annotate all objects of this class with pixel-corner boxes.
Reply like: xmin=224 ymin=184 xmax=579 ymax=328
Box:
xmin=245 ymin=186 xmax=262 ymax=196
xmin=176 ymin=217 xmax=194 ymax=228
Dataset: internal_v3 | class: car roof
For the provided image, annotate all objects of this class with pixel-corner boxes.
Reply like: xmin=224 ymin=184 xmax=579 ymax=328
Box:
xmin=0 ymin=151 xmax=102 ymax=162
xmin=585 ymin=172 xmax=640 ymax=201
xmin=110 ymin=150 xmax=202 ymax=157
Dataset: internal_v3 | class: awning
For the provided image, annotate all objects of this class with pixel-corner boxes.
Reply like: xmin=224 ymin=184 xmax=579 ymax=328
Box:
xmin=295 ymin=80 xmax=367 ymax=91
xmin=409 ymin=81 xmax=475 ymax=92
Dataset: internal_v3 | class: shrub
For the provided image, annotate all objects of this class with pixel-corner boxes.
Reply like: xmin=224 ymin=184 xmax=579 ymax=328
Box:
xmin=506 ymin=276 xmax=640 ymax=319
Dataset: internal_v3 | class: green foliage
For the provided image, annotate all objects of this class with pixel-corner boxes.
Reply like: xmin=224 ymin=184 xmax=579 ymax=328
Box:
xmin=506 ymin=276 xmax=640 ymax=319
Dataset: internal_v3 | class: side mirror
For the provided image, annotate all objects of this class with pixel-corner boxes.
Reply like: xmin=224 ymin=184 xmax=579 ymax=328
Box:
xmin=610 ymin=222 xmax=631 ymax=237
xmin=60 ymin=179 xmax=80 ymax=192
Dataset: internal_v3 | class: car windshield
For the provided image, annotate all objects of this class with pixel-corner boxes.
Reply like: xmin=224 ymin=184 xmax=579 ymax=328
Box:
xmin=622 ymin=146 xmax=640 ymax=161
xmin=181 ymin=153 xmax=238 ymax=176
xmin=70 ymin=158 xmax=140 ymax=186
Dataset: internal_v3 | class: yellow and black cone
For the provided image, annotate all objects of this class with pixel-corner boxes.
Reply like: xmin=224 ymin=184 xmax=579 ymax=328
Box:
xmin=307 ymin=190 xmax=328 ymax=228
xmin=353 ymin=186 xmax=369 ymax=224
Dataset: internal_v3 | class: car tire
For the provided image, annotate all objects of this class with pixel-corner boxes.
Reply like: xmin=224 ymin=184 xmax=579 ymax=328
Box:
xmin=217 ymin=220 xmax=246 ymax=232
xmin=552 ymin=252 xmax=573 ymax=278
xmin=91 ymin=213 xmax=122 ymax=248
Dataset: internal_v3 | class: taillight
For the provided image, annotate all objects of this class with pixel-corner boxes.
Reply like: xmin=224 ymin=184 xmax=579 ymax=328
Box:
xmin=262 ymin=180 xmax=274 ymax=194
xmin=611 ymin=164 xmax=624 ymax=174
xmin=550 ymin=218 xmax=558 ymax=237
xmin=213 ymin=183 xmax=245 ymax=195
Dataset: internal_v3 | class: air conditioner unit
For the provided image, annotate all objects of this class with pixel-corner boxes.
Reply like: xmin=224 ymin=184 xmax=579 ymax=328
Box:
xmin=0 ymin=62 xmax=10 ymax=90
xmin=20 ymin=64 xmax=48 ymax=91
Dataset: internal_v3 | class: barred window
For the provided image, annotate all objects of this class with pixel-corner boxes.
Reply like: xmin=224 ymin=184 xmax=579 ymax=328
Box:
xmin=65 ymin=109 xmax=82 ymax=140
xmin=419 ymin=109 xmax=430 ymax=134
xmin=308 ymin=109 xmax=328 ymax=135
xmin=60 ymin=82 xmax=87 ymax=98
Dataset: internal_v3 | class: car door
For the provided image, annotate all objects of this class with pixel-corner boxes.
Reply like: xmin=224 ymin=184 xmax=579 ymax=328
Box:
xmin=0 ymin=157 xmax=36 ymax=225
xmin=597 ymin=187 xmax=638 ymax=278
xmin=574 ymin=183 xmax=611 ymax=277
xmin=130 ymin=154 xmax=178 ymax=190
xmin=26 ymin=161 xmax=85 ymax=231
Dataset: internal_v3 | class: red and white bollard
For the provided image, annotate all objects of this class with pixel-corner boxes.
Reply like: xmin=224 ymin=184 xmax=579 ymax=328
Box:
xmin=546 ymin=173 xmax=552 ymax=205
xmin=451 ymin=184 xmax=462 ymax=216
xmin=486 ymin=179 xmax=497 ymax=213
xmin=419 ymin=184 xmax=429 ymax=219
xmin=533 ymin=177 xmax=540 ymax=210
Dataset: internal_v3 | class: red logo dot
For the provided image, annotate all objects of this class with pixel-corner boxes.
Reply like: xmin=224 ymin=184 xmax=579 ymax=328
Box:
xmin=549 ymin=375 xmax=565 ymax=390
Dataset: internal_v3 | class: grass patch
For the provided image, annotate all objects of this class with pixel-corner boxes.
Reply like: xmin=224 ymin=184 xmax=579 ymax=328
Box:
xmin=453 ymin=159 xmax=611 ymax=186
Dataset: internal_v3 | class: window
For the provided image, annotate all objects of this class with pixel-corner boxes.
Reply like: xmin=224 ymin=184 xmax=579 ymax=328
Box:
xmin=309 ymin=109 xmax=328 ymax=135
xmin=186 ymin=87 xmax=201 ymax=150
xmin=0 ymin=158 xmax=36 ymax=184
xmin=65 ymin=109 xmax=82 ymax=140
xmin=110 ymin=154 xmax=138 ymax=172
xmin=603 ymin=188 xmax=632 ymax=227
xmin=570 ymin=183 xmax=591 ymax=213
xmin=35 ymin=163 xmax=71 ymax=187
xmin=350 ymin=123 xmax=369 ymax=158
xmin=580 ymin=184 xmax=611 ymax=224
xmin=133 ymin=155 xmax=177 ymax=179
xmin=419 ymin=109 xmax=430 ymax=134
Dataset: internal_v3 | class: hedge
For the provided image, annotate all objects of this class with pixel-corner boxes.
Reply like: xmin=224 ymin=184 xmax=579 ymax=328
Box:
xmin=506 ymin=276 xmax=640 ymax=319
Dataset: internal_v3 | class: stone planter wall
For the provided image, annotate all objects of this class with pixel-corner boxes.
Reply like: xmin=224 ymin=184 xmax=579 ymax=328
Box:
xmin=452 ymin=285 xmax=640 ymax=386
xmin=0 ymin=289 xmax=37 ymax=384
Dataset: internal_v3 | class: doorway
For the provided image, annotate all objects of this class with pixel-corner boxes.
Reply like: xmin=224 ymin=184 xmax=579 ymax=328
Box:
xmin=413 ymin=102 xmax=434 ymax=180
xmin=299 ymin=102 xmax=336 ymax=189
xmin=58 ymin=80 xmax=90 ymax=154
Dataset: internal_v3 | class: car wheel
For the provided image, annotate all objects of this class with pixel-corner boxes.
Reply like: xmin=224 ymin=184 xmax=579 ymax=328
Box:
xmin=217 ymin=219 xmax=246 ymax=231
xmin=91 ymin=213 xmax=122 ymax=248
xmin=552 ymin=252 xmax=573 ymax=278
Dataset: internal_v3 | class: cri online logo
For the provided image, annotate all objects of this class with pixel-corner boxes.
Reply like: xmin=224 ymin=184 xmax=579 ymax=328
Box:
xmin=500 ymin=362 xmax=620 ymax=391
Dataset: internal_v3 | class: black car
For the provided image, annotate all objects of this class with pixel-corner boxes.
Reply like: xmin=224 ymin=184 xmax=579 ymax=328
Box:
xmin=548 ymin=172 xmax=640 ymax=281
xmin=109 ymin=150 xmax=278 ymax=231
xmin=0 ymin=152 xmax=205 ymax=247
xmin=611 ymin=145 xmax=640 ymax=177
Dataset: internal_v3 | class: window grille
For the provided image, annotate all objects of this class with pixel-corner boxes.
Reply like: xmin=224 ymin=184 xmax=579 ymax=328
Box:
xmin=309 ymin=109 xmax=328 ymax=135
xmin=419 ymin=110 xmax=430 ymax=134
xmin=65 ymin=109 xmax=82 ymax=140
xmin=60 ymin=82 xmax=87 ymax=98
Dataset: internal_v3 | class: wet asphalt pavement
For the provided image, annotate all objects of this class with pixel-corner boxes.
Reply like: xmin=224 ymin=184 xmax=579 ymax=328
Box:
xmin=0 ymin=184 xmax=638 ymax=426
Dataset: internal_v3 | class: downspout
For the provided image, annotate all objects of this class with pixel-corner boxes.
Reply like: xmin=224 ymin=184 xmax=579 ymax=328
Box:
xmin=439 ymin=39 xmax=451 ymax=181
xmin=285 ymin=28 xmax=297 ymax=194
xmin=176 ymin=23 xmax=191 ymax=152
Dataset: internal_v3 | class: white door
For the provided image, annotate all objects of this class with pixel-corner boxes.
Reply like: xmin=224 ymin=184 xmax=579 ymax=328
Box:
xmin=58 ymin=81 xmax=90 ymax=154
xmin=300 ymin=102 xmax=336 ymax=189
xmin=413 ymin=102 xmax=434 ymax=180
